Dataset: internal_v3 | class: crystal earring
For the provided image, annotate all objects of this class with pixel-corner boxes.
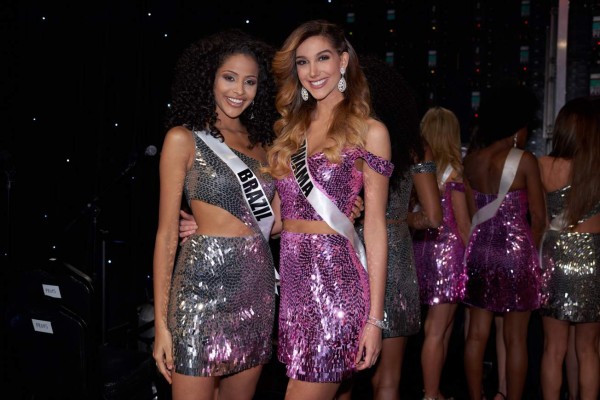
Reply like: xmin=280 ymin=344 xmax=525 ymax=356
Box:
xmin=337 ymin=67 xmax=347 ymax=93
xmin=301 ymin=87 xmax=309 ymax=101
xmin=513 ymin=133 xmax=518 ymax=148
xmin=249 ymin=100 xmax=255 ymax=120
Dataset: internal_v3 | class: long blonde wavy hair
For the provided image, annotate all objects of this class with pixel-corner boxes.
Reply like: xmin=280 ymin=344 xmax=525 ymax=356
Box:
xmin=420 ymin=107 xmax=463 ymax=184
xmin=265 ymin=20 xmax=372 ymax=178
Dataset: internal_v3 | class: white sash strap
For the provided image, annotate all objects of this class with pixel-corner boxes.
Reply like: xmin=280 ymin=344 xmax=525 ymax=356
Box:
xmin=440 ymin=165 xmax=453 ymax=187
xmin=197 ymin=131 xmax=280 ymax=293
xmin=196 ymin=131 xmax=275 ymax=241
xmin=470 ymin=148 xmax=524 ymax=233
xmin=291 ymin=139 xmax=368 ymax=271
xmin=548 ymin=211 xmax=569 ymax=231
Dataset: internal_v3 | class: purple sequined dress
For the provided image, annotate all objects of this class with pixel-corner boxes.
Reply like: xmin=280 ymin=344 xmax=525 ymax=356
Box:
xmin=275 ymin=147 xmax=393 ymax=383
xmin=413 ymin=181 xmax=467 ymax=305
xmin=464 ymin=189 xmax=541 ymax=312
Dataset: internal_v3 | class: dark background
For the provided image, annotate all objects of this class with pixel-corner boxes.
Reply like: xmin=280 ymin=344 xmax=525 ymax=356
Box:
xmin=3 ymin=0 xmax=600 ymax=350
xmin=1 ymin=0 xmax=357 ymax=335
xmin=2 ymin=1 xmax=598 ymax=398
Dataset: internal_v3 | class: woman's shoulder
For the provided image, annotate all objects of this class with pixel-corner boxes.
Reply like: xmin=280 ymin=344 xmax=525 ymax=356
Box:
xmin=518 ymin=149 xmax=540 ymax=170
xmin=365 ymin=117 xmax=389 ymax=140
xmin=363 ymin=117 xmax=391 ymax=158
xmin=446 ymin=169 xmax=464 ymax=184
xmin=165 ymin=125 xmax=194 ymax=141
xmin=162 ymin=126 xmax=196 ymax=155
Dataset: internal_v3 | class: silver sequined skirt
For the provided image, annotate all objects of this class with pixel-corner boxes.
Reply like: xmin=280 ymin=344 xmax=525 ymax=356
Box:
xmin=540 ymin=230 xmax=600 ymax=323
xmin=357 ymin=223 xmax=421 ymax=338
xmin=167 ymin=233 xmax=276 ymax=376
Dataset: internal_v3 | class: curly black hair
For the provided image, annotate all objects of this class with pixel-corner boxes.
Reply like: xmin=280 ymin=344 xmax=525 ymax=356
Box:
xmin=469 ymin=84 xmax=539 ymax=150
xmin=165 ymin=29 xmax=279 ymax=147
xmin=360 ymin=54 xmax=424 ymax=190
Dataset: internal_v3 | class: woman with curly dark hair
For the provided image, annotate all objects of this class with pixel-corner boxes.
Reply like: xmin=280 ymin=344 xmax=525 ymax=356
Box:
xmin=462 ymin=85 xmax=545 ymax=400
xmin=152 ymin=29 xmax=280 ymax=400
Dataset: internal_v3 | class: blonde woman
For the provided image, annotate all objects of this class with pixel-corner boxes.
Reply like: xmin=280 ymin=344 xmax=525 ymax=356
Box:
xmin=413 ymin=107 xmax=470 ymax=400
xmin=265 ymin=20 xmax=392 ymax=400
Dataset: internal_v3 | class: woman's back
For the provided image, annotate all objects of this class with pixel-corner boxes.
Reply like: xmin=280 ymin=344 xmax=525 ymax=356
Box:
xmin=464 ymin=144 xmax=528 ymax=194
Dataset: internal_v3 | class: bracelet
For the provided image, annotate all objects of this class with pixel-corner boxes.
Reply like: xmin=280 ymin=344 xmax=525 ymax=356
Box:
xmin=366 ymin=316 xmax=388 ymax=330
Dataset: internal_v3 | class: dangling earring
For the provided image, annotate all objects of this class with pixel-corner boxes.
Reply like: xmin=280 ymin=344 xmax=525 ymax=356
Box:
xmin=513 ymin=133 xmax=518 ymax=148
xmin=301 ymin=87 xmax=309 ymax=101
xmin=249 ymin=100 xmax=255 ymax=120
xmin=338 ymin=67 xmax=347 ymax=93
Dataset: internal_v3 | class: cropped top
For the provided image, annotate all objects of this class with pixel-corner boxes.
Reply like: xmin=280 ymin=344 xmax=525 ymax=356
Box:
xmin=184 ymin=132 xmax=276 ymax=234
xmin=275 ymin=147 xmax=394 ymax=221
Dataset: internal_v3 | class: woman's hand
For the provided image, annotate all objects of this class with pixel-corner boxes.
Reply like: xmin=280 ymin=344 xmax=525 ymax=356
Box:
xmin=179 ymin=210 xmax=198 ymax=244
xmin=152 ymin=325 xmax=174 ymax=384
xmin=350 ymin=195 xmax=365 ymax=223
xmin=354 ymin=322 xmax=382 ymax=371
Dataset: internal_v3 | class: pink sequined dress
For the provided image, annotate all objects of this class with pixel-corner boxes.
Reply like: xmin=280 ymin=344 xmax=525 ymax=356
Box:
xmin=413 ymin=181 xmax=467 ymax=305
xmin=275 ymin=147 xmax=393 ymax=383
xmin=464 ymin=189 xmax=541 ymax=312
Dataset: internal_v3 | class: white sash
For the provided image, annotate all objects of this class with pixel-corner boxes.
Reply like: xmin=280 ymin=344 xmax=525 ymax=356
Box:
xmin=440 ymin=165 xmax=453 ymax=187
xmin=290 ymin=139 xmax=368 ymax=271
xmin=469 ymin=148 xmax=524 ymax=236
xmin=196 ymin=131 xmax=275 ymax=241
xmin=197 ymin=131 xmax=280 ymax=292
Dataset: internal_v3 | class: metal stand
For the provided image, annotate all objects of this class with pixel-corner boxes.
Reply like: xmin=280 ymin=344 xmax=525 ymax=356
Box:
xmin=63 ymin=158 xmax=140 ymax=345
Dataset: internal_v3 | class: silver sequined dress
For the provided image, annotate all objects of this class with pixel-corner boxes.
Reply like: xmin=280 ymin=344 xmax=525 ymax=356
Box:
xmin=540 ymin=186 xmax=600 ymax=322
xmin=356 ymin=161 xmax=434 ymax=338
xmin=167 ymin=131 xmax=276 ymax=376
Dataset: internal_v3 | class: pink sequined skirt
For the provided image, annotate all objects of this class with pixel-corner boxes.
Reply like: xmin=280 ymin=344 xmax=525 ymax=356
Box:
xmin=464 ymin=215 xmax=541 ymax=312
xmin=277 ymin=231 xmax=370 ymax=382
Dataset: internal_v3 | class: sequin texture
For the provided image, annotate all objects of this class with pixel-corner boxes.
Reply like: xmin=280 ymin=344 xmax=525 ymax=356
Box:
xmin=167 ymin=133 xmax=276 ymax=376
xmin=464 ymin=189 xmax=541 ymax=312
xmin=356 ymin=162 xmax=434 ymax=338
xmin=540 ymin=186 xmax=600 ymax=322
xmin=276 ymin=147 xmax=393 ymax=382
xmin=413 ymin=181 xmax=467 ymax=305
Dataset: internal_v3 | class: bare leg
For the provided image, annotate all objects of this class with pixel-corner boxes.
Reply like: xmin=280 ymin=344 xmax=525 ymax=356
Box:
xmin=217 ymin=365 xmax=264 ymax=400
xmin=422 ymin=303 xmax=458 ymax=399
xmin=540 ymin=316 xmax=569 ymax=400
xmin=503 ymin=311 xmax=531 ymax=400
xmin=464 ymin=306 xmax=494 ymax=400
xmin=464 ymin=307 xmax=470 ymax=341
xmin=285 ymin=379 xmax=341 ymax=400
xmin=335 ymin=379 xmax=353 ymax=400
xmin=372 ymin=336 xmax=407 ymax=400
xmin=171 ymin=372 xmax=218 ymax=400
xmin=493 ymin=315 xmax=507 ymax=399
xmin=566 ymin=324 xmax=579 ymax=400
xmin=574 ymin=322 xmax=600 ymax=400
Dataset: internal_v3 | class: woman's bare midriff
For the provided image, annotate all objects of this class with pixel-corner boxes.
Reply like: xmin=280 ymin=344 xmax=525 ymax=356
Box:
xmin=190 ymin=200 xmax=255 ymax=237
xmin=283 ymin=219 xmax=339 ymax=234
